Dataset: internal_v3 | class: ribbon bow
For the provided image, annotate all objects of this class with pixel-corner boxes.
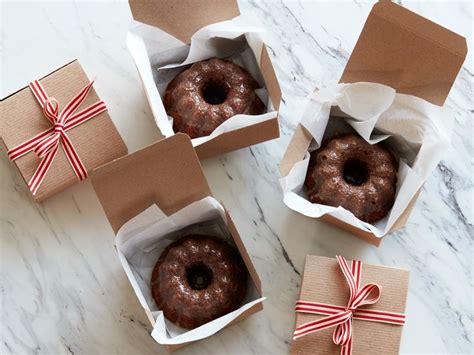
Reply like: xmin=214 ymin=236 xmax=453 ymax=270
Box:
xmin=293 ymin=256 xmax=405 ymax=355
xmin=7 ymin=80 xmax=107 ymax=195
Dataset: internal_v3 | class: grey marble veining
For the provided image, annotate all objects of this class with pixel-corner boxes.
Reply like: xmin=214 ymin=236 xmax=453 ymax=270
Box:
xmin=1 ymin=1 xmax=472 ymax=354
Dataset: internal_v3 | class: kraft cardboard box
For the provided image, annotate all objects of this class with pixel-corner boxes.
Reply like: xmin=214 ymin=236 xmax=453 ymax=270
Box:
xmin=90 ymin=134 xmax=263 ymax=352
xmin=126 ymin=0 xmax=281 ymax=160
xmin=280 ymin=1 xmax=467 ymax=246
xmin=291 ymin=255 xmax=409 ymax=355
xmin=1 ymin=60 xmax=127 ymax=202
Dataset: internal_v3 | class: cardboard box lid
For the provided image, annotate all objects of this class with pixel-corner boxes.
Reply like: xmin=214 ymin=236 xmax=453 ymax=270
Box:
xmin=128 ymin=0 xmax=240 ymax=44
xmin=341 ymin=1 xmax=467 ymax=105
xmin=90 ymin=134 xmax=211 ymax=233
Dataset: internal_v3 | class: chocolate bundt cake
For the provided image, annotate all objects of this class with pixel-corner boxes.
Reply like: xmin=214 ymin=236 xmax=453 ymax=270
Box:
xmin=163 ymin=58 xmax=265 ymax=138
xmin=304 ymin=134 xmax=398 ymax=223
xmin=151 ymin=235 xmax=248 ymax=329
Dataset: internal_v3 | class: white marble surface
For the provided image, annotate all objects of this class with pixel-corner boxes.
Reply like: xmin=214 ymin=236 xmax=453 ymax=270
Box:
xmin=1 ymin=1 xmax=472 ymax=354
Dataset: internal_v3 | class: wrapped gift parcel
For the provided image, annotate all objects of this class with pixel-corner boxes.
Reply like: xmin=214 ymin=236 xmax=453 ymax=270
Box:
xmin=279 ymin=1 xmax=467 ymax=245
xmin=1 ymin=60 xmax=127 ymax=202
xmin=90 ymin=134 xmax=264 ymax=352
xmin=291 ymin=255 xmax=409 ymax=355
xmin=126 ymin=0 xmax=281 ymax=159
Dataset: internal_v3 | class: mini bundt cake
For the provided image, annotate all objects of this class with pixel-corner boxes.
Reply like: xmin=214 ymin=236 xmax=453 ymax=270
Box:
xmin=163 ymin=58 xmax=265 ymax=138
xmin=304 ymin=134 xmax=398 ymax=223
xmin=151 ymin=234 xmax=248 ymax=329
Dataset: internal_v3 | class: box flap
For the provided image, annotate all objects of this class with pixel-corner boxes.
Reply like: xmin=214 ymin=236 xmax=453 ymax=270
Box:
xmin=260 ymin=46 xmax=282 ymax=110
xmin=279 ymin=124 xmax=312 ymax=177
xmin=225 ymin=210 xmax=262 ymax=295
xmin=91 ymin=134 xmax=211 ymax=233
xmin=128 ymin=0 xmax=240 ymax=44
xmin=341 ymin=1 xmax=467 ymax=105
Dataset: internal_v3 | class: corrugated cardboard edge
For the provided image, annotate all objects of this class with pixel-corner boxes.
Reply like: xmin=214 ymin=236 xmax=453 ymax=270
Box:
xmin=195 ymin=46 xmax=282 ymax=159
xmin=90 ymin=134 xmax=263 ymax=352
xmin=128 ymin=0 xmax=240 ymax=44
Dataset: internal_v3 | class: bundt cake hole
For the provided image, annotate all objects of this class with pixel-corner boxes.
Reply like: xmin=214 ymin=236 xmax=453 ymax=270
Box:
xmin=186 ymin=263 xmax=213 ymax=290
xmin=201 ymin=79 xmax=229 ymax=105
xmin=343 ymin=159 xmax=369 ymax=186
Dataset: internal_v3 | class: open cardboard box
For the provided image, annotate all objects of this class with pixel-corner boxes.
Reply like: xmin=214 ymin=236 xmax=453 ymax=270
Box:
xmin=127 ymin=0 xmax=281 ymax=160
xmin=280 ymin=1 xmax=467 ymax=246
xmin=90 ymin=134 xmax=263 ymax=352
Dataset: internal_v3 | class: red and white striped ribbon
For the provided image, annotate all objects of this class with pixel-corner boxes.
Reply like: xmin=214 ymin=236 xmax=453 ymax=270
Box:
xmin=293 ymin=256 xmax=406 ymax=355
xmin=7 ymin=79 xmax=107 ymax=196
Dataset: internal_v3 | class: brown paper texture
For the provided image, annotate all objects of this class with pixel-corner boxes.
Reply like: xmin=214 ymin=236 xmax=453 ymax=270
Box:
xmin=90 ymin=134 xmax=262 ymax=352
xmin=280 ymin=1 xmax=467 ymax=245
xmin=341 ymin=1 xmax=467 ymax=105
xmin=291 ymin=255 xmax=409 ymax=355
xmin=91 ymin=134 xmax=211 ymax=233
xmin=1 ymin=60 xmax=127 ymax=202
xmin=128 ymin=0 xmax=240 ymax=44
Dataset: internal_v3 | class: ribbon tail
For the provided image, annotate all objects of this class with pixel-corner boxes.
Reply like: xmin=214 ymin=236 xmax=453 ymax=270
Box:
xmin=64 ymin=100 xmax=107 ymax=130
xmin=28 ymin=145 xmax=59 ymax=195
xmin=341 ymin=337 xmax=352 ymax=355
xmin=60 ymin=132 xmax=88 ymax=181
xmin=34 ymin=133 xmax=60 ymax=158
xmin=59 ymin=81 xmax=95 ymax=123
xmin=293 ymin=310 xmax=352 ymax=340
xmin=336 ymin=256 xmax=358 ymax=303
xmin=7 ymin=127 xmax=55 ymax=161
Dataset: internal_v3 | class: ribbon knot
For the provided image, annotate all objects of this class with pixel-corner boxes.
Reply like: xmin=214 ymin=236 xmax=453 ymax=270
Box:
xmin=43 ymin=97 xmax=59 ymax=121
xmin=7 ymin=79 xmax=107 ymax=196
xmin=53 ymin=123 xmax=65 ymax=133
xmin=293 ymin=256 xmax=405 ymax=355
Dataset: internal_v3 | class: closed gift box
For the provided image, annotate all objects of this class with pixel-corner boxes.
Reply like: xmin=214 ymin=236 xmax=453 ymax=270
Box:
xmin=90 ymin=133 xmax=264 ymax=352
xmin=292 ymin=255 xmax=409 ymax=355
xmin=126 ymin=0 xmax=281 ymax=159
xmin=1 ymin=60 xmax=127 ymax=202
xmin=280 ymin=1 xmax=467 ymax=245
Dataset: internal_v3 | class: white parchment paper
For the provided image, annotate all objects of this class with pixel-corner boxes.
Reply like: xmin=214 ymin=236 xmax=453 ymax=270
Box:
xmin=127 ymin=18 xmax=277 ymax=146
xmin=115 ymin=197 xmax=264 ymax=345
xmin=280 ymin=82 xmax=452 ymax=237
